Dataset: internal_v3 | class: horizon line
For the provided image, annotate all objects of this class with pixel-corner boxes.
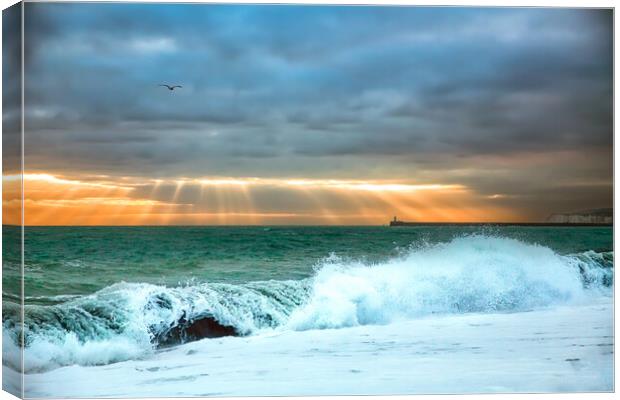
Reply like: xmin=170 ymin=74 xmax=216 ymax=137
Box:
xmin=2 ymin=222 xmax=613 ymax=228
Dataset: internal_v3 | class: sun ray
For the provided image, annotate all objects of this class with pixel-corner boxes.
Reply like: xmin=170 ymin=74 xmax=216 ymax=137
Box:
xmin=7 ymin=172 xmax=519 ymax=225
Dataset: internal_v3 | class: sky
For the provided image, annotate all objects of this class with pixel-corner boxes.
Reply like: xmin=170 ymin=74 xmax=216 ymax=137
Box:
xmin=2 ymin=4 xmax=613 ymax=225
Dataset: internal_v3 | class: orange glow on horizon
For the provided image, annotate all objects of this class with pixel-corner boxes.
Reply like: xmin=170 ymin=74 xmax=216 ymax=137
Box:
xmin=2 ymin=172 xmax=520 ymax=226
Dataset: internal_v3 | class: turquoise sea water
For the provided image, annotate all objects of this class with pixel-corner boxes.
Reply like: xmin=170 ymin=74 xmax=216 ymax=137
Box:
xmin=2 ymin=225 xmax=613 ymax=302
xmin=1 ymin=225 xmax=613 ymax=373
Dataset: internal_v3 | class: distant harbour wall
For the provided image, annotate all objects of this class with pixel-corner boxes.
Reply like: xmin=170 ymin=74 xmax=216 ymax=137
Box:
xmin=546 ymin=213 xmax=613 ymax=224
xmin=389 ymin=208 xmax=613 ymax=226
xmin=389 ymin=221 xmax=612 ymax=227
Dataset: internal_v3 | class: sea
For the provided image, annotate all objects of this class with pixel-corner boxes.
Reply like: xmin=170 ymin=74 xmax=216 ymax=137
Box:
xmin=1 ymin=225 xmax=614 ymax=396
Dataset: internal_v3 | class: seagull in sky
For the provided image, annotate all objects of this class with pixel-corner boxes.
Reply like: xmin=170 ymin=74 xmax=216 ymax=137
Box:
xmin=158 ymin=84 xmax=182 ymax=91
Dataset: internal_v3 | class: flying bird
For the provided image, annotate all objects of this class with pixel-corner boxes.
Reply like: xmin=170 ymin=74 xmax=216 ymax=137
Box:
xmin=158 ymin=84 xmax=182 ymax=91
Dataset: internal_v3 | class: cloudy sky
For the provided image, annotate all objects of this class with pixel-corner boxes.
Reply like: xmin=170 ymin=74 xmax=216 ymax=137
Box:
xmin=3 ymin=4 xmax=613 ymax=225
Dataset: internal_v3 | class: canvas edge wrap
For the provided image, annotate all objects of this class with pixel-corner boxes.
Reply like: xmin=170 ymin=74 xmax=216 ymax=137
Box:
xmin=2 ymin=1 xmax=24 ymax=398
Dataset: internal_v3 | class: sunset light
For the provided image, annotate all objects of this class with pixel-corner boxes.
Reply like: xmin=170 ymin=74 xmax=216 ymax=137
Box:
xmin=3 ymin=172 xmax=518 ymax=225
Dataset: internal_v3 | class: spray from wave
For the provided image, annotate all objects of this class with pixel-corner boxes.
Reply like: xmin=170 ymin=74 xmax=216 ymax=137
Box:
xmin=2 ymin=235 xmax=612 ymax=372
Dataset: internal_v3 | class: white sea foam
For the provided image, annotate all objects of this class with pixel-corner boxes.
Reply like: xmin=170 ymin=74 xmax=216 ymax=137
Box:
xmin=19 ymin=301 xmax=614 ymax=397
xmin=287 ymin=235 xmax=605 ymax=330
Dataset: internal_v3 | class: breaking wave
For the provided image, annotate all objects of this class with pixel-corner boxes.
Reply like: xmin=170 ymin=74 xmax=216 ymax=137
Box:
xmin=2 ymin=235 xmax=612 ymax=372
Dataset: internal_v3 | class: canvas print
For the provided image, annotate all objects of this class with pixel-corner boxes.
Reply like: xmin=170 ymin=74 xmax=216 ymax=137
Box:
xmin=1 ymin=2 xmax=614 ymax=398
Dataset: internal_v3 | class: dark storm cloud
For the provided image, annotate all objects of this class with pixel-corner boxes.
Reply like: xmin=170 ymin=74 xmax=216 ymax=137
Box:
xmin=21 ymin=4 xmax=612 ymax=215
xmin=3 ymin=3 xmax=22 ymax=173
